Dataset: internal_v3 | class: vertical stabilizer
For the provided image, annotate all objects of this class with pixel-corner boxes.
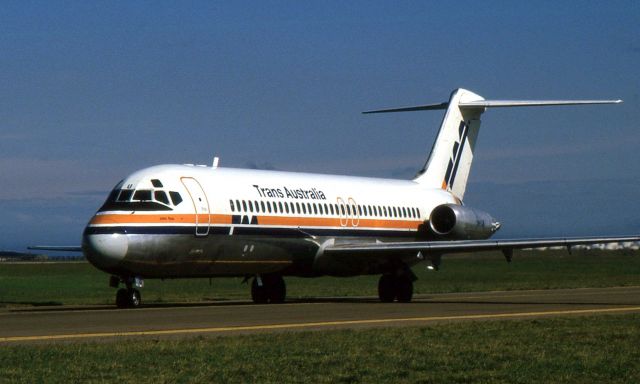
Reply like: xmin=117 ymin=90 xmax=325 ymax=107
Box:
xmin=363 ymin=89 xmax=621 ymax=201
xmin=413 ymin=88 xmax=485 ymax=200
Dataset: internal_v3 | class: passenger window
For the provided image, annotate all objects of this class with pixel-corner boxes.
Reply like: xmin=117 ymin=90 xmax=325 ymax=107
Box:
xmin=151 ymin=179 xmax=163 ymax=188
xmin=416 ymin=208 xmax=421 ymax=218
xmin=285 ymin=202 xmax=290 ymax=214
xmin=267 ymin=201 xmax=272 ymax=213
xmin=236 ymin=200 xmax=241 ymax=212
xmin=296 ymin=202 xmax=301 ymax=214
xmin=261 ymin=201 xmax=266 ymax=212
xmin=248 ymin=201 xmax=254 ymax=212
xmin=393 ymin=207 xmax=397 ymax=217
xmin=229 ymin=200 xmax=235 ymax=212
xmin=155 ymin=191 xmax=170 ymax=205
xmin=313 ymin=204 xmax=318 ymax=215
xmin=279 ymin=202 xmax=284 ymax=213
xmin=302 ymin=203 xmax=307 ymax=214
xmin=169 ymin=192 xmax=183 ymax=206
xmin=330 ymin=204 xmax=335 ymax=215
xmin=242 ymin=200 xmax=248 ymax=212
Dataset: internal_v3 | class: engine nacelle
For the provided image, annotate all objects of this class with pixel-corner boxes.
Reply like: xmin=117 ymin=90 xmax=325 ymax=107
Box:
xmin=429 ymin=204 xmax=500 ymax=240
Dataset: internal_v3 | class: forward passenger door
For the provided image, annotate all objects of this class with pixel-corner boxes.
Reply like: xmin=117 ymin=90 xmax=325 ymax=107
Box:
xmin=181 ymin=177 xmax=210 ymax=236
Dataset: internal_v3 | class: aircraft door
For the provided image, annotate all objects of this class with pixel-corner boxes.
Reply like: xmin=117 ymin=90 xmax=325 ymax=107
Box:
xmin=181 ymin=177 xmax=210 ymax=236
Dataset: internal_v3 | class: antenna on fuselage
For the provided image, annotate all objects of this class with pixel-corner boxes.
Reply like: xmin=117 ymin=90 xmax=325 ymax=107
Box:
xmin=212 ymin=156 xmax=220 ymax=169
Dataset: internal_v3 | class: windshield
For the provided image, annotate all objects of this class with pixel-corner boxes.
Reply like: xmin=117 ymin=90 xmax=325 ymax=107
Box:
xmin=99 ymin=187 xmax=183 ymax=212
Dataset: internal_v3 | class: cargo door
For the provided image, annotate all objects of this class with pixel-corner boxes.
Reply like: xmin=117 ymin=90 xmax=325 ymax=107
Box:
xmin=181 ymin=177 xmax=210 ymax=236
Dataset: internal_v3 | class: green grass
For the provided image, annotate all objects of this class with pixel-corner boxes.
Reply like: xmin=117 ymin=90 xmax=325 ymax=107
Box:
xmin=0 ymin=313 xmax=639 ymax=383
xmin=1 ymin=250 xmax=640 ymax=306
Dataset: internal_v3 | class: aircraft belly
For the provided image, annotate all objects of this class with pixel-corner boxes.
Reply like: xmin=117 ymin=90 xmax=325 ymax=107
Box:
xmin=119 ymin=234 xmax=319 ymax=278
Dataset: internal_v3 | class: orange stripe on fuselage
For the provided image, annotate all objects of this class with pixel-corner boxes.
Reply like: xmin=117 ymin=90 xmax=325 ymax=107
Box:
xmin=90 ymin=213 xmax=421 ymax=230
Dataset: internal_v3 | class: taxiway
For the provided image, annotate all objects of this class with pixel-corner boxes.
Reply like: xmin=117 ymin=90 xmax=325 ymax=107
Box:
xmin=1 ymin=286 xmax=639 ymax=343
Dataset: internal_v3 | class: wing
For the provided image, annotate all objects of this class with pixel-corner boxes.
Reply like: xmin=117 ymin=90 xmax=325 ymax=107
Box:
xmin=323 ymin=235 xmax=640 ymax=269
xmin=28 ymin=246 xmax=83 ymax=252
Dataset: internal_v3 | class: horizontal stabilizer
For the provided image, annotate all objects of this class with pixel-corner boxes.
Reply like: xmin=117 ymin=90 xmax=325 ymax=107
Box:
xmin=362 ymin=102 xmax=448 ymax=114
xmin=363 ymin=99 xmax=621 ymax=114
xmin=460 ymin=99 xmax=622 ymax=108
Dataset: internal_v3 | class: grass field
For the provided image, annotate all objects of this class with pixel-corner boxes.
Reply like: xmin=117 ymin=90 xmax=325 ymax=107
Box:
xmin=0 ymin=313 xmax=639 ymax=383
xmin=1 ymin=250 xmax=639 ymax=383
xmin=1 ymin=249 xmax=639 ymax=307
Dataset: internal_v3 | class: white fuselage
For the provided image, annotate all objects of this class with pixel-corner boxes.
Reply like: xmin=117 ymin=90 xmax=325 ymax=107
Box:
xmin=83 ymin=164 xmax=459 ymax=278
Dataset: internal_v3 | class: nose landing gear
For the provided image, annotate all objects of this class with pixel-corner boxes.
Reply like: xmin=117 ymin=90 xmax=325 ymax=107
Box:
xmin=111 ymin=275 xmax=144 ymax=308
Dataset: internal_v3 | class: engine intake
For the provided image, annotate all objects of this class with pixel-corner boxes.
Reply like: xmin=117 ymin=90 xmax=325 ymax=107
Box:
xmin=429 ymin=204 xmax=500 ymax=240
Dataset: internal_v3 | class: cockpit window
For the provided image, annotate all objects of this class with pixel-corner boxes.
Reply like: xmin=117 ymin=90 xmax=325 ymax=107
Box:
xmin=155 ymin=191 xmax=170 ymax=205
xmin=117 ymin=189 xmax=134 ymax=202
xmin=133 ymin=190 xmax=152 ymax=201
xmin=151 ymin=179 xmax=163 ymax=188
xmin=100 ymin=188 xmax=172 ymax=212
xmin=169 ymin=192 xmax=183 ymax=206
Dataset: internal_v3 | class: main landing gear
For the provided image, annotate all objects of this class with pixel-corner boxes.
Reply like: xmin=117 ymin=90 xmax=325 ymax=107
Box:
xmin=378 ymin=272 xmax=415 ymax=303
xmin=111 ymin=276 xmax=144 ymax=308
xmin=251 ymin=274 xmax=286 ymax=304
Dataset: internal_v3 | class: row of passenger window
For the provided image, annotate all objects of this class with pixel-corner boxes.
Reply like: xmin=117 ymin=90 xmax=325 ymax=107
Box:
xmin=229 ymin=199 xmax=421 ymax=220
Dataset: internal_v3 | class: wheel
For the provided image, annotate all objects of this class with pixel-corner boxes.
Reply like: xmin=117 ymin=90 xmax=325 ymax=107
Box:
xmin=129 ymin=289 xmax=141 ymax=308
xmin=395 ymin=276 xmax=413 ymax=303
xmin=378 ymin=275 xmax=396 ymax=302
xmin=267 ymin=275 xmax=286 ymax=304
xmin=251 ymin=278 xmax=268 ymax=304
xmin=116 ymin=288 xmax=129 ymax=308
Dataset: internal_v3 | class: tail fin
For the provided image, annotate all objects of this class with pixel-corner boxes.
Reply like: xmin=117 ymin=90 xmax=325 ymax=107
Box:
xmin=364 ymin=88 xmax=621 ymax=200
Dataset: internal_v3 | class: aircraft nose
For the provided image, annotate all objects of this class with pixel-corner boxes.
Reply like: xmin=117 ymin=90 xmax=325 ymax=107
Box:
xmin=83 ymin=232 xmax=128 ymax=270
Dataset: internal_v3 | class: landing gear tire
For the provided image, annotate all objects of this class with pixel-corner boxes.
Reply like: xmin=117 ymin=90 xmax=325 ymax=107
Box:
xmin=251 ymin=275 xmax=286 ymax=304
xmin=378 ymin=274 xmax=414 ymax=303
xmin=116 ymin=288 xmax=128 ymax=308
xmin=251 ymin=278 xmax=269 ymax=304
xmin=395 ymin=276 xmax=413 ymax=303
xmin=378 ymin=275 xmax=396 ymax=303
xmin=268 ymin=275 xmax=286 ymax=304
xmin=115 ymin=288 xmax=142 ymax=308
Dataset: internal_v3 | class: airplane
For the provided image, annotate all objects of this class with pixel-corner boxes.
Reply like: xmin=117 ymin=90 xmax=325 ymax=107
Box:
xmin=32 ymin=88 xmax=640 ymax=308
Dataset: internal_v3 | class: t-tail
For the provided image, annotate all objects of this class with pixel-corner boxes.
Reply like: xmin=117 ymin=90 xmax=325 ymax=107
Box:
xmin=364 ymin=88 xmax=621 ymax=200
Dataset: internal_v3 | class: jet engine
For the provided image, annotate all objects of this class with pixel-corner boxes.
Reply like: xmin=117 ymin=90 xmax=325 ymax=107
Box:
xmin=429 ymin=204 xmax=500 ymax=240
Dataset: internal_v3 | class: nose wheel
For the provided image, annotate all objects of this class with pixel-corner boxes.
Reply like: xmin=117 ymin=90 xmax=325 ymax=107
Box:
xmin=115 ymin=288 xmax=141 ymax=308
xmin=112 ymin=276 xmax=144 ymax=308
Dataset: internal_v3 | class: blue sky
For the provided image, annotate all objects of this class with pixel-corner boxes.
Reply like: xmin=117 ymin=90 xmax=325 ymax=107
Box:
xmin=1 ymin=1 xmax=639 ymax=250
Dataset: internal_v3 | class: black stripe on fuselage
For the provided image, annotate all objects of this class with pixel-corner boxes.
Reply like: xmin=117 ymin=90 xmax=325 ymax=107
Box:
xmin=84 ymin=225 xmax=419 ymax=239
